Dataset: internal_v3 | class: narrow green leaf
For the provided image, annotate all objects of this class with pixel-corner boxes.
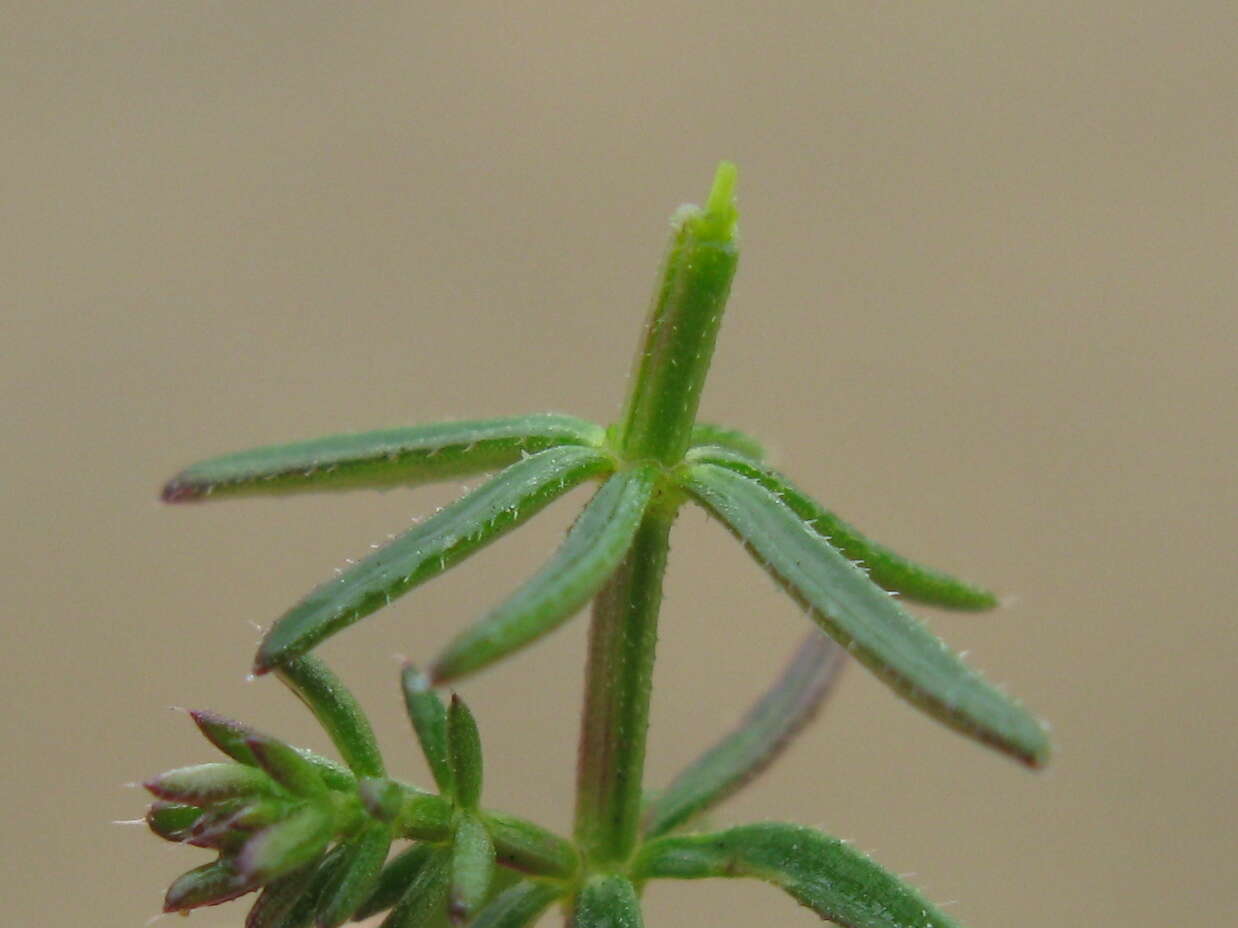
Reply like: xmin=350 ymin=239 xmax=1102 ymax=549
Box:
xmin=470 ymin=880 xmax=562 ymax=928
xmin=446 ymin=695 xmax=483 ymax=810
xmin=162 ymin=413 xmax=605 ymax=502
xmin=380 ymin=847 xmax=451 ymax=928
xmin=145 ymin=763 xmax=276 ymax=805
xmin=431 ymin=464 xmax=657 ymax=683
xmin=245 ymin=862 xmax=319 ymax=928
xmin=483 ymin=810 xmax=580 ymax=881
xmin=275 ymin=655 xmax=385 ymax=778
xmin=450 ymin=813 xmax=496 ymax=923
xmin=247 ymin=734 xmax=328 ymax=798
xmin=645 ymin=630 xmax=846 ymax=837
xmin=354 ymin=843 xmax=437 ymax=921
xmin=239 ymin=804 xmax=334 ymax=883
xmin=634 ymin=823 xmax=963 ymax=928
xmin=682 ymin=462 xmax=1049 ymax=767
xmin=164 ymin=858 xmax=256 ymax=912
xmin=255 ymin=445 xmax=613 ymax=673
xmin=687 ymin=447 xmax=998 ymax=610
xmin=401 ymin=664 xmax=454 ymax=796
xmin=569 ymin=874 xmax=643 ymax=928
xmin=190 ymin=710 xmax=356 ymax=790
xmin=315 ymin=822 xmax=391 ymax=928
xmin=689 ymin=422 xmax=765 ymax=461
xmin=191 ymin=710 xmax=263 ymax=765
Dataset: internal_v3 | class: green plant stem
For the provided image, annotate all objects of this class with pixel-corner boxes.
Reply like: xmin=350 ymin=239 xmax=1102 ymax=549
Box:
xmin=615 ymin=162 xmax=739 ymax=465
xmin=572 ymin=164 xmax=738 ymax=878
xmin=572 ymin=507 xmax=674 ymax=867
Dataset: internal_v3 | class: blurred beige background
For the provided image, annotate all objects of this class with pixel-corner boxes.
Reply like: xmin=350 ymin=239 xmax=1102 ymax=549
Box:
xmin=4 ymin=3 xmax=1235 ymax=926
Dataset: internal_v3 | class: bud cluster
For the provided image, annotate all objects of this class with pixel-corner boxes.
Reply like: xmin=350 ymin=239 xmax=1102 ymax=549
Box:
xmin=143 ymin=658 xmax=577 ymax=927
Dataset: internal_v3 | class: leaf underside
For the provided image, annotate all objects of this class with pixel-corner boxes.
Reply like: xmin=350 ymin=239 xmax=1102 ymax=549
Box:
xmin=431 ymin=464 xmax=658 ymax=683
xmin=162 ymin=414 xmax=605 ymax=502
xmin=635 ymin=823 xmax=961 ymax=928
xmin=254 ymin=445 xmax=614 ymax=672
xmin=681 ymin=461 xmax=1048 ymax=767
xmin=686 ymin=447 xmax=997 ymax=610
xmin=644 ymin=629 xmax=846 ymax=837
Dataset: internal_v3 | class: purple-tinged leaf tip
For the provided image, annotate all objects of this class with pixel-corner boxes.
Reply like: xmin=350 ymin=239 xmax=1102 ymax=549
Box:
xmin=161 ymin=476 xmax=205 ymax=503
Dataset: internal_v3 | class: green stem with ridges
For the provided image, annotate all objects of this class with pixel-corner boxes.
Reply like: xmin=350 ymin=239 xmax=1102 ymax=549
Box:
xmin=572 ymin=506 xmax=674 ymax=867
xmin=616 ymin=162 xmax=739 ymax=465
xmin=573 ymin=164 xmax=738 ymax=880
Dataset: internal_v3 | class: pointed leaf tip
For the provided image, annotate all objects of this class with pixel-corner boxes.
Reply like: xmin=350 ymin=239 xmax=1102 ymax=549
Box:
xmin=682 ymin=460 xmax=1050 ymax=767
xmin=701 ymin=161 xmax=739 ymax=240
xmin=685 ymin=447 xmax=1000 ymax=611
xmin=144 ymin=762 xmax=276 ymax=805
xmin=646 ymin=631 xmax=846 ymax=837
xmin=161 ymin=477 xmax=204 ymax=503
xmin=158 ymin=414 xmax=606 ymax=503
xmin=245 ymin=733 xmax=327 ymax=798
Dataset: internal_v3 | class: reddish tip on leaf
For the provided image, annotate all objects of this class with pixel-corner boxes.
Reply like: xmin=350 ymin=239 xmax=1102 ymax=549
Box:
xmin=161 ymin=477 xmax=204 ymax=502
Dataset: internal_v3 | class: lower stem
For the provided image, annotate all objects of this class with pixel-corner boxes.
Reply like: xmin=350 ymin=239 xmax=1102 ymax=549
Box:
xmin=572 ymin=506 xmax=674 ymax=868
